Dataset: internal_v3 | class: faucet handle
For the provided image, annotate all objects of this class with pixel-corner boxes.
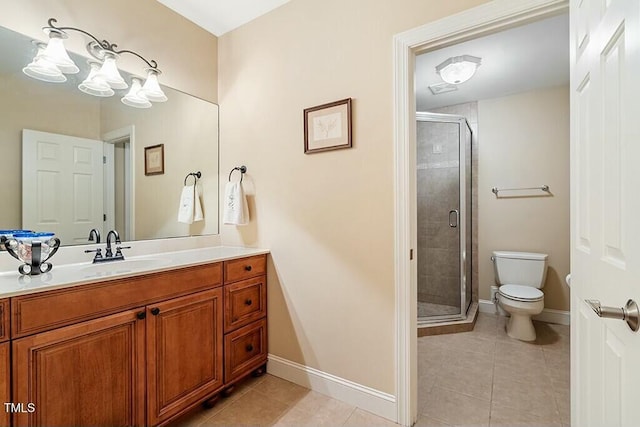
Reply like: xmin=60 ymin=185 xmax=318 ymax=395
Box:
xmin=84 ymin=248 xmax=103 ymax=263
xmin=115 ymin=246 xmax=131 ymax=257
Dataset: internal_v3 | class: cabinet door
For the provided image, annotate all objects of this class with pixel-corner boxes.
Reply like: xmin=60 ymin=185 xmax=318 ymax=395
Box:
xmin=0 ymin=342 xmax=10 ymax=427
xmin=12 ymin=309 xmax=146 ymax=427
xmin=146 ymin=288 xmax=224 ymax=426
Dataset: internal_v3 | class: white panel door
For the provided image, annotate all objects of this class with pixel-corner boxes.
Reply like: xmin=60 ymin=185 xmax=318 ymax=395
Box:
xmin=571 ymin=0 xmax=640 ymax=425
xmin=22 ymin=129 xmax=104 ymax=245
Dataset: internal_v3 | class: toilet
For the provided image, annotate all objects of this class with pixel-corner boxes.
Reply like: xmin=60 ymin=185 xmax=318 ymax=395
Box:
xmin=492 ymin=251 xmax=548 ymax=341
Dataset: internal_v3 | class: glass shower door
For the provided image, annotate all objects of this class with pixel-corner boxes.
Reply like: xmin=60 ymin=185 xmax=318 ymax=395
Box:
xmin=416 ymin=113 xmax=472 ymax=323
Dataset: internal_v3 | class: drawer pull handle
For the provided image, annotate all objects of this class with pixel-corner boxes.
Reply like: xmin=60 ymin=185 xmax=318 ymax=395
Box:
xmin=245 ymin=299 xmax=253 ymax=306
xmin=246 ymin=344 xmax=254 ymax=352
xmin=136 ymin=311 xmax=146 ymax=320
xmin=150 ymin=308 xmax=160 ymax=316
xmin=245 ymin=265 xmax=252 ymax=272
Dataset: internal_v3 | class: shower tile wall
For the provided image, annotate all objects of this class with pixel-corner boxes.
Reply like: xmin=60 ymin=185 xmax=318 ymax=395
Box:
xmin=417 ymin=121 xmax=460 ymax=308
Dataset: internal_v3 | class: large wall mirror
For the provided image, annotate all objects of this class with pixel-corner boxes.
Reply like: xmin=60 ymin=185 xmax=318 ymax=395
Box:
xmin=0 ymin=25 xmax=219 ymax=246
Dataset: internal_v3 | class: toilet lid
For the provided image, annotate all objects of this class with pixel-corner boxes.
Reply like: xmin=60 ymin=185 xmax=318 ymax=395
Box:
xmin=499 ymin=284 xmax=544 ymax=302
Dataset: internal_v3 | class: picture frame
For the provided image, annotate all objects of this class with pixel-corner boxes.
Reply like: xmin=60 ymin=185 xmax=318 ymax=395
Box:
xmin=144 ymin=144 xmax=165 ymax=175
xmin=304 ymin=98 xmax=352 ymax=154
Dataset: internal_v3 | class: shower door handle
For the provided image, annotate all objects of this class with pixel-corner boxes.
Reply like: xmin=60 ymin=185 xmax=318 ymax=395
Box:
xmin=448 ymin=210 xmax=459 ymax=228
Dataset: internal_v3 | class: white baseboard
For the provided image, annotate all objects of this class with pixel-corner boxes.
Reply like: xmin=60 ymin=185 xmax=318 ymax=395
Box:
xmin=267 ymin=354 xmax=397 ymax=422
xmin=478 ymin=299 xmax=570 ymax=325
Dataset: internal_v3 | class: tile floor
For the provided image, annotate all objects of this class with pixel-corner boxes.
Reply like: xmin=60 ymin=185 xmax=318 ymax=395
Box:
xmin=172 ymin=373 xmax=400 ymax=427
xmin=174 ymin=312 xmax=569 ymax=427
xmin=417 ymin=313 xmax=570 ymax=427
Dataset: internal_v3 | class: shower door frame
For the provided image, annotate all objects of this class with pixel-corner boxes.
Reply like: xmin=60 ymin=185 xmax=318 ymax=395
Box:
xmin=416 ymin=112 xmax=472 ymax=326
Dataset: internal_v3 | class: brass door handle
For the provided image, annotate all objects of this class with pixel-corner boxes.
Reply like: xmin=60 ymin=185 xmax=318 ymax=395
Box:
xmin=585 ymin=299 xmax=639 ymax=332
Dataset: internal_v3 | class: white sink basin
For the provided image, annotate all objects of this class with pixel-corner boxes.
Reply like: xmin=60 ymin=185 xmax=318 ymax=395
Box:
xmin=80 ymin=258 xmax=169 ymax=278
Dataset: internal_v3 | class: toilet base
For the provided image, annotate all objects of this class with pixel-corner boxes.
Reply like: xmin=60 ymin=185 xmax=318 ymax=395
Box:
xmin=497 ymin=294 xmax=544 ymax=342
xmin=506 ymin=313 xmax=537 ymax=341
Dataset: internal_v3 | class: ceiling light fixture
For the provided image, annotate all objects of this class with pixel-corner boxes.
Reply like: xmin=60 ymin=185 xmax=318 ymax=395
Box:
xmin=435 ymin=55 xmax=482 ymax=85
xmin=22 ymin=18 xmax=167 ymax=108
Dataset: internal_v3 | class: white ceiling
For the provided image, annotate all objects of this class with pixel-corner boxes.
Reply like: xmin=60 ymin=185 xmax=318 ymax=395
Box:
xmin=416 ymin=13 xmax=569 ymax=111
xmin=156 ymin=0 xmax=291 ymax=36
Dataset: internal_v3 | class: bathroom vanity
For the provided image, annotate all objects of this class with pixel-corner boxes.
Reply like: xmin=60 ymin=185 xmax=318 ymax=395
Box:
xmin=0 ymin=248 xmax=268 ymax=427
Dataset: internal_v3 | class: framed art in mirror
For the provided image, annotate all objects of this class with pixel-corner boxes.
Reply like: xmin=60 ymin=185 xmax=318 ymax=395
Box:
xmin=145 ymin=144 xmax=165 ymax=175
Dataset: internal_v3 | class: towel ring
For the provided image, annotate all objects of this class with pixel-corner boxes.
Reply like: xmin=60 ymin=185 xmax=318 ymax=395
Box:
xmin=184 ymin=171 xmax=202 ymax=185
xmin=228 ymin=166 xmax=247 ymax=183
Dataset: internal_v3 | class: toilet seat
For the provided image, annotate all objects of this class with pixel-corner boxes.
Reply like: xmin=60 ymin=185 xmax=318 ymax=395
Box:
xmin=499 ymin=284 xmax=543 ymax=302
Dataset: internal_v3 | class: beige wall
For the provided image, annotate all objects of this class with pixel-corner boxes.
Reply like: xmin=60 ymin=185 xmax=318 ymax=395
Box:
xmin=0 ymin=0 xmax=218 ymax=102
xmin=478 ymin=85 xmax=570 ymax=311
xmin=218 ymin=0 xmax=489 ymax=394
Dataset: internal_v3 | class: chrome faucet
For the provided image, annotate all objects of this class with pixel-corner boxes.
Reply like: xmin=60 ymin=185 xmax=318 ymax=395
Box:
xmin=88 ymin=228 xmax=101 ymax=244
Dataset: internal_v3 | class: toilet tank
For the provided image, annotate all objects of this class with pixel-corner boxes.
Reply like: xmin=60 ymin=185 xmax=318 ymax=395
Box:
xmin=492 ymin=251 xmax=548 ymax=289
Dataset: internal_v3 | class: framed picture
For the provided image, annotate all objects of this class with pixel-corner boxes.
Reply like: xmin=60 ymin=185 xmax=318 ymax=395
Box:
xmin=144 ymin=144 xmax=164 ymax=175
xmin=304 ymin=98 xmax=352 ymax=154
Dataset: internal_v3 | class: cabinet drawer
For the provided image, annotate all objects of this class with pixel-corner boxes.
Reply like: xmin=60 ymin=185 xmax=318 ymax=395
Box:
xmin=0 ymin=299 xmax=8 ymax=342
xmin=224 ymin=255 xmax=266 ymax=284
xmin=224 ymin=319 xmax=267 ymax=383
xmin=12 ymin=263 xmax=222 ymax=338
xmin=224 ymin=276 xmax=266 ymax=333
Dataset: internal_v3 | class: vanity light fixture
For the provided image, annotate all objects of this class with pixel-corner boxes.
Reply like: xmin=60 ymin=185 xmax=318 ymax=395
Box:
xmin=22 ymin=42 xmax=67 ymax=83
xmin=435 ymin=55 xmax=482 ymax=85
xmin=22 ymin=18 xmax=167 ymax=107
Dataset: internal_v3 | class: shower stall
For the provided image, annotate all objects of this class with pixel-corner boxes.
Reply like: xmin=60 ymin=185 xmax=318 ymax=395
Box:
xmin=416 ymin=112 xmax=472 ymax=324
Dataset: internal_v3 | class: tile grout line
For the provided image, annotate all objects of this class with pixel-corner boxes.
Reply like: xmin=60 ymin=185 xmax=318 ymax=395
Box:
xmin=488 ymin=317 xmax=499 ymax=427
xmin=339 ymin=407 xmax=358 ymax=426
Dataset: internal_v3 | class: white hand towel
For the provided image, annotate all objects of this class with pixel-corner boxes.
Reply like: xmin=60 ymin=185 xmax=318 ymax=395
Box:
xmin=178 ymin=184 xmax=204 ymax=224
xmin=223 ymin=181 xmax=249 ymax=225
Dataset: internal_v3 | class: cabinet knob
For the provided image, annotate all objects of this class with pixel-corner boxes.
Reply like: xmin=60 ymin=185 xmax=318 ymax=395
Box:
xmin=136 ymin=311 xmax=146 ymax=320
xmin=245 ymin=299 xmax=253 ymax=306
xmin=246 ymin=344 xmax=254 ymax=352
xmin=244 ymin=265 xmax=252 ymax=272
xmin=150 ymin=307 xmax=160 ymax=316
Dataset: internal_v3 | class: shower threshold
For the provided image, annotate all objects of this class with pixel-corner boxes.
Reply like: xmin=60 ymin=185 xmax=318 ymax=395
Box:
xmin=418 ymin=302 xmax=478 ymax=336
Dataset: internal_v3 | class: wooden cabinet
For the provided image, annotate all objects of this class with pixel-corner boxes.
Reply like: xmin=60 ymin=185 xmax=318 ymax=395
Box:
xmin=224 ymin=319 xmax=268 ymax=383
xmin=6 ymin=254 xmax=267 ymax=427
xmin=223 ymin=254 xmax=268 ymax=387
xmin=0 ymin=298 xmax=10 ymax=427
xmin=224 ymin=276 xmax=267 ymax=332
xmin=146 ymin=289 xmax=223 ymax=426
xmin=12 ymin=309 xmax=146 ymax=427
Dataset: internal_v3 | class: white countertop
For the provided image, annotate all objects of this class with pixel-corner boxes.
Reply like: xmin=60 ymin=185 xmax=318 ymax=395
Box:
xmin=0 ymin=246 xmax=269 ymax=298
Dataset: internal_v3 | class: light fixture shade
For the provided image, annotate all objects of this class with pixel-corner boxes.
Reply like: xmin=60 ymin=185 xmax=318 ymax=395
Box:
xmin=435 ymin=55 xmax=481 ymax=85
xmin=38 ymin=30 xmax=79 ymax=74
xmin=78 ymin=61 xmax=115 ymax=97
xmin=22 ymin=42 xmax=66 ymax=83
xmin=96 ymin=52 xmax=128 ymax=90
xmin=141 ymin=69 xmax=167 ymax=102
xmin=121 ymin=77 xmax=152 ymax=108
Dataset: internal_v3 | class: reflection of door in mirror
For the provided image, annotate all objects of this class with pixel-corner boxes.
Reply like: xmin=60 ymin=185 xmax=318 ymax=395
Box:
xmin=22 ymin=130 xmax=104 ymax=245
xmin=103 ymin=126 xmax=135 ymax=242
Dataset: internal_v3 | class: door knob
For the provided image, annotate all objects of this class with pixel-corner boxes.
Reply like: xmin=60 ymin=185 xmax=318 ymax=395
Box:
xmin=585 ymin=299 xmax=640 ymax=332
